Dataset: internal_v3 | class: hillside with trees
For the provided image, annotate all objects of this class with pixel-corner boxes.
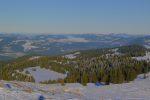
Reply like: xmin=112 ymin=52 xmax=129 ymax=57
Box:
xmin=0 ymin=45 xmax=149 ymax=85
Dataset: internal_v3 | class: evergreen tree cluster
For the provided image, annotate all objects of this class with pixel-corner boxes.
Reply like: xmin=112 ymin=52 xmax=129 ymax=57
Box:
xmin=118 ymin=45 xmax=146 ymax=57
xmin=0 ymin=45 xmax=149 ymax=85
xmin=65 ymin=55 xmax=149 ymax=85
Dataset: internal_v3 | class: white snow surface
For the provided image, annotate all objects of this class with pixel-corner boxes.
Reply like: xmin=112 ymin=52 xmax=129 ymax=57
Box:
xmin=132 ymin=52 xmax=150 ymax=62
xmin=0 ymin=72 xmax=150 ymax=100
xmin=19 ymin=66 xmax=66 ymax=83
xmin=145 ymin=45 xmax=150 ymax=49
xmin=109 ymin=48 xmax=121 ymax=56
xmin=29 ymin=56 xmax=41 ymax=60
xmin=63 ymin=52 xmax=80 ymax=59
xmin=22 ymin=40 xmax=38 ymax=52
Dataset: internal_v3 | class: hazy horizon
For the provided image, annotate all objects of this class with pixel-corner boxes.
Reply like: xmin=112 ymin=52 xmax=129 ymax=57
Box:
xmin=0 ymin=0 xmax=150 ymax=34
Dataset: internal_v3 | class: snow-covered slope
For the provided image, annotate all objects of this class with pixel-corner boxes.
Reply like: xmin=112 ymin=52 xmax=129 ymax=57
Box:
xmin=0 ymin=73 xmax=150 ymax=100
xmin=17 ymin=66 xmax=66 ymax=83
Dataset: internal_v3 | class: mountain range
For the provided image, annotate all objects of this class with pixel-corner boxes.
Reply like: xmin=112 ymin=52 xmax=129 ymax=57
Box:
xmin=0 ymin=33 xmax=150 ymax=60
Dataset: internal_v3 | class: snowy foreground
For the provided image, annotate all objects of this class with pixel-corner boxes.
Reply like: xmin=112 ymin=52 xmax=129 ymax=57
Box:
xmin=0 ymin=73 xmax=150 ymax=100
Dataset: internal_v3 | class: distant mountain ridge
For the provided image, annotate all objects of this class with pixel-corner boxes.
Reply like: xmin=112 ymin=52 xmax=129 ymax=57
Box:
xmin=0 ymin=33 xmax=150 ymax=60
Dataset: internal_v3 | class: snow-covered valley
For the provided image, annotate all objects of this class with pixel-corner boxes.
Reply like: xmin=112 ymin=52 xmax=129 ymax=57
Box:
xmin=0 ymin=73 xmax=150 ymax=100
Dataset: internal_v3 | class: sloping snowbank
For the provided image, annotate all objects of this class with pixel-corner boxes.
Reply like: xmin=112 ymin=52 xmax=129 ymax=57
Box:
xmin=0 ymin=72 xmax=150 ymax=100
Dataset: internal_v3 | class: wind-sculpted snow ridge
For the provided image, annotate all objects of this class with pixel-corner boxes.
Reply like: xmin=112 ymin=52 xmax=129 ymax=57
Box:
xmin=0 ymin=73 xmax=150 ymax=100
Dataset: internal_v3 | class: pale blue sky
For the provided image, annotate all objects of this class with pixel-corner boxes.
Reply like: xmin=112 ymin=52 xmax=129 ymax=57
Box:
xmin=0 ymin=0 xmax=150 ymax=34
